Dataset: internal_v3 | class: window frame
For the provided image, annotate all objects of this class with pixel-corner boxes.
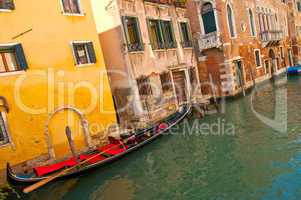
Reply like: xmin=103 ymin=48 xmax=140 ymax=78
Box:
xmin=147 ymin=18 xmax=165 ymax=50
xmin=226 ymin=4 xmax=237 ymax=38
xmin=71 ymin=41 xmax=96 ymax=67
xmin=248 ymin=8 xmax=256 ymax=37
xmin=160 ymin=20 xmax=177 ymax=49
xmin=122 ymin=16 xmax=144 ymax=52
xmin=201 ymin=2 xmax=218 ymax=34
xmin=0 ymin=111 xmax=11 ymax=147
xmin=179 ymin=21 xmax=193 ymax=48
xmin=60 ymin=0 xmax=84 ymax=16
xmin=160 ymin=71 xmax=173 ymax=93
xmin=0 ymin=0 xmax=15 ymax=12
xmin=280 ymin=46 xmax=285 ymax=59
xmin=0 ymin=43 xmax=28 ymax=74
xmin=254 ymin=49 xmax=262 ymax=68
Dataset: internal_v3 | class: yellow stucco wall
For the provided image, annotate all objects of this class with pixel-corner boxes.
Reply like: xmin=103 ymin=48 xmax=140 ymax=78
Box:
xmin=0 ymin=0 xmax=117 ymax=171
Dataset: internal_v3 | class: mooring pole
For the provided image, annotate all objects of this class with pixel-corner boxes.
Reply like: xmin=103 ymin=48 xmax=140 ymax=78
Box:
xmin=65 ymin=126 xmax=79 ymax=162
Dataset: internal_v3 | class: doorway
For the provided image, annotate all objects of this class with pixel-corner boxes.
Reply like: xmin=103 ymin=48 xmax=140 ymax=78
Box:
xmin=172 ymin=71 xmax=188 ymax=105
xmin=269 ymin=49 xmax=277 ymax=75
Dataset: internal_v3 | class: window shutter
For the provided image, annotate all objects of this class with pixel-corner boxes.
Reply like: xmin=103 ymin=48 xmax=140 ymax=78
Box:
xmin=4 ymin=0 xmax=15 ymax=10
xmin=170 ymin=21 xmax=177 ymax=48
xmin=135 ymin=18 xmax=144 ymax=51
xmin=72 ymin=43 xmax=80 ymax=65
xmin=178 ymin=22 xmax=184 ymax=46
xmin=121 ymin=16 xmax=130 ymax=46
xmin=87 ymin=42 xmax=96 ymax=63
xmin=14 ymin=44 xmax=28 ymax=70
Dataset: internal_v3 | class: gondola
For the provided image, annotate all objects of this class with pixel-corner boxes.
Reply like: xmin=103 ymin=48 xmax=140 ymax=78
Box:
xmin=7 ymin=104 xmax=191 ymax=185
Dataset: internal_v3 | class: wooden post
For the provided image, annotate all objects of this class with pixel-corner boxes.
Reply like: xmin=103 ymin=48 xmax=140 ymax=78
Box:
xmin=65 ymin=126 xmax=79 ymax=162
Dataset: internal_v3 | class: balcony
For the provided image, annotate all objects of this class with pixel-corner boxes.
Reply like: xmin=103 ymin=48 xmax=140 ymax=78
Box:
xmin=198 ymin=32 xmax=222 ymax=51
xmin=260 ymin=30 xmax=284 ymax=47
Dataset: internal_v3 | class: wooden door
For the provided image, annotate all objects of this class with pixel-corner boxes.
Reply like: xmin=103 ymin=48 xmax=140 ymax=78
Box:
xmin=172 ymin=71 xmax=187 ymax=104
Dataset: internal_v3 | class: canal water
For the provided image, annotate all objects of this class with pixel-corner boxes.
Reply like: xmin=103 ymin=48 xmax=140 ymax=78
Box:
xmin=11 ymin=75 xmax=301 ymax=200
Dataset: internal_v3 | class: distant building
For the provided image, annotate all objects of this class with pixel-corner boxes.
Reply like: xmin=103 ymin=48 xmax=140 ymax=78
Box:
xmin=0 ymin=0 xmax=117 ymax=182
xmin=91 ymin=0 xmax=204 ymax=126
xmin=288 ymin=0 xmax=301 ymax=65
xmin=187 ymin=0 xmax=292 ymax=97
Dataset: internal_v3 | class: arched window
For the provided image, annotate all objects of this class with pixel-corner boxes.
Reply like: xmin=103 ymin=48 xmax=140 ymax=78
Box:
xmin=227 ymin=5 xmax=236 ymax=38
xmin=201 ymin=3 xmax=217 ymax=34
xmin=248 ymin=9 xmax=256 ymax=36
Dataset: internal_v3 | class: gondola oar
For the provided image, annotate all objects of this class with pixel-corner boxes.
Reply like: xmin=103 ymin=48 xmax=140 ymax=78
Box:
xmin=23 ymin=140 xmax=126 ymax=194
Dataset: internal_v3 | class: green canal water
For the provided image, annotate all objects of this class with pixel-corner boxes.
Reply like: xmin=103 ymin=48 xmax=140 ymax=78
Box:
xmin=10 ymin=75 xmax=301 ymax=200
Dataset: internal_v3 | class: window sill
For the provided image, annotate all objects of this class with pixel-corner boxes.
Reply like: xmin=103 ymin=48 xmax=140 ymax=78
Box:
xmin=62 ymin=12 xmax=85 ymax=17
xmin=0 ymin=9 xmax=12 ymax=13
xmin=182 ymin=46 xmax=193 ymax=50
xmin=0 ymin=70 xmax=25 ymax=77
xmin=153 ymin=49 xmax=166 ymax=52
xmin=166 ymin=48 xmax=177 ymax=51
xmin=75 ymin=63 xmax=95 ymax=67
xmin=128 ymin=50 xmax=145 ymax=54
xmin=0 ymin=142 xmax=12 ymax=149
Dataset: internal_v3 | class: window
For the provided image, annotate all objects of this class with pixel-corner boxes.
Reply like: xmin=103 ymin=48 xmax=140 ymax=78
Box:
xmin=179 ymin=22 xmax=192 ymax=48
xmin=147 ymin=19 xmax=177 ymax=50
xmin=227 ymin=5 xmax=236 ymax=38
xmin=201 ymin=3 xmax=217 ymax=34
xmin=280 ymin=47 xmax=284 ymax=59
xmin=0 ymin=44 xmax=28 ymax=73
xmin=61 ymin=0 xmax=81 ymax=14
xmin=122 ymin=16 xmax=143 ymax=52
xmin=254 ymin=50 xmax=262 ymax=67
xmin=137 ymin=76 xmax=152 ymax=96
xmin=264 ymin=60 xmax=269 ymax=74
xmin=160 ymin=72 xmax=172 ymax=93
xmin=72 ymin=42 xmax=96 ymax=65
xmin=248 ymin=9 xmax=256 ymax=36
xmin=297 ymin=1 xmax=301 ymax=12
xmin=0 ymin=0 xmax=14 ymax=10
xmin=148 ymin=19 xmax=165 ymax=50
xmin=161 ymin=21 xmax=177 ymax=49
xmin=0 ymin=113 xmax=9 ymax=146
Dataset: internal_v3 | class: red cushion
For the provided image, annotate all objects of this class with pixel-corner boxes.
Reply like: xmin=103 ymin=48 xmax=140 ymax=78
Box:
xmin=98 ymin=143 xmax=127 ymax=156
xmin=34 ymin=157 xmax=77 ymax=177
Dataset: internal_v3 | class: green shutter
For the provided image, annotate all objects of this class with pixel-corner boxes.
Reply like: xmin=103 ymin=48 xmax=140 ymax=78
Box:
xmin=121 ymin=16 xmax=130 ymax=47
xmin=202 ymin=12 xmax=217 ymax=34
xmin=87 ymin=42 xmax=96 ymax=63
xmin=14 ymin=44 xmax=28 ymax=70
xmin=170 ymin=21 xmax=177 ymax=48
xmin=135 ymin=18 xmax=144 ymax=51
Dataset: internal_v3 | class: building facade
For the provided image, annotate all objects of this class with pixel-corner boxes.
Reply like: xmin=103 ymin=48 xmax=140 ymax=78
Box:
xmin=91 ymin=0 xmax=203 ymax=127
xmin=288 ymin=0 xmax=301 ymax=64
xmin=187 ymin=0 xmax=292 ymax=97
xmin=0 ymin=0 xmax=117 ymax=182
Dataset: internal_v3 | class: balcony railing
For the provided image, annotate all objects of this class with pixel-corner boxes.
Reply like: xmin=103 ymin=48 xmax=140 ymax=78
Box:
xmin=198 ymin=32 xmax=222 ymax=51
xmin=144 ymin=0 xmax=187 ymax=7
xmin=260 ymin=30 xmax=283 ymax=42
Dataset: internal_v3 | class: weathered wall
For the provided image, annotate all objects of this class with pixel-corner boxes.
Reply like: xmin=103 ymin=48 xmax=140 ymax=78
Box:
xmin=0 ymin=0 xmax=117 ymax=178
xmin=187 ymin=0 xmax=292 ymax=97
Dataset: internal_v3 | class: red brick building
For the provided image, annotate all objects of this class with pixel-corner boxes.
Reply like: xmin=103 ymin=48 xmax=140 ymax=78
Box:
xmin=187 ymin=0 xmax=292 ymax=97
xmin=288 ymin=0 xmax=301 ymax=64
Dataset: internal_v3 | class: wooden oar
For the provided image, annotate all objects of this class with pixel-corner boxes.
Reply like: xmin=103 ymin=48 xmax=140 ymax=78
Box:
xmin=23 ymin=142 xmax=125 ymax=194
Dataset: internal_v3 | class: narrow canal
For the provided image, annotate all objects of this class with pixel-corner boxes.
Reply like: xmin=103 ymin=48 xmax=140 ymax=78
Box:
xmin=13 ymin=75 xmax=301 ymax=199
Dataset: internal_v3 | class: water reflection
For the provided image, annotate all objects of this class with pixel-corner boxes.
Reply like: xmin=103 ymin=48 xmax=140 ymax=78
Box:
xmin=19 ymin=76 xmax=301 ymax=200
